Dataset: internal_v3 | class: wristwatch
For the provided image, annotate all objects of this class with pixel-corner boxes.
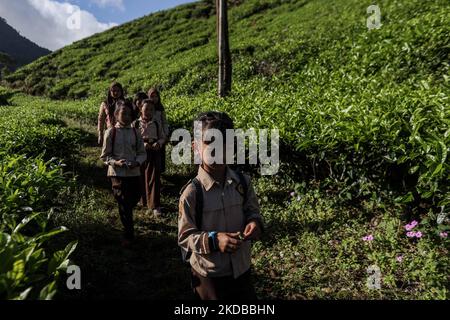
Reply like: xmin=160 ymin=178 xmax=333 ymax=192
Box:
xmin=208 ymin=231 xmax=219 ymax=252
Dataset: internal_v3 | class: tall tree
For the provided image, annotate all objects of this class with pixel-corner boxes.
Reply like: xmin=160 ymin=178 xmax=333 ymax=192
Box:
xmin=216 ymin=0 xmax=232 ymax=97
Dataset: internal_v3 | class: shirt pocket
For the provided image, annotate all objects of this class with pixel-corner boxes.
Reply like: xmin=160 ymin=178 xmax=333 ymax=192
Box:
xmin=202 ymin=198 xmax=225 ymax=231
xmin=224 ymin=186 xmax=246 ymax=231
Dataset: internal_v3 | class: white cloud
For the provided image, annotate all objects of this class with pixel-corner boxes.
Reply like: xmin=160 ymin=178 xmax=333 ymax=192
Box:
xmin=91 ymin=0 xmax=124 ymax=10
xmin=0 ymin=0 xmax=118 ymax=50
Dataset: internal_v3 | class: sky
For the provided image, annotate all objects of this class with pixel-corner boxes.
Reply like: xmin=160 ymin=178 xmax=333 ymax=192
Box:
xmin=0 ymin=0 xmax=197 ymax=51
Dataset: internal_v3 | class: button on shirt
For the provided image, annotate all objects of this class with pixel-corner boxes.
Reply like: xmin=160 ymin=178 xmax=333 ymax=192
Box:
xmin=178 ymin=166 xmax=263 ymax=279
xmin=100 ymin=124 xmax=147 ymax=177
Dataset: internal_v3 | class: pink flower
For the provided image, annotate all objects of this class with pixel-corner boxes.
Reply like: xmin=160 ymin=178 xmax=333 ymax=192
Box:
xmin=404 ymin=220 xmax=418 ymax=231
xmin=396 ymin=255 xmax=403 ymax=263
xmin=439 ymin=232 xmax=448 ymax=238
xmin=406 ymin=231 xmax=423 ymax=238
xmin=290 ymin=192 xmax=295 ymax=197
xmin=362 ymin=234 xmax=374 ymax=242
xmin=410 ymin=220 xmax=418 ymax=228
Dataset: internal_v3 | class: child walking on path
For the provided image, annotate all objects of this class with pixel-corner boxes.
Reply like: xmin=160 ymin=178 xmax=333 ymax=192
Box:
xmin=178 ymin=111 xmax=264 ymax=300
xmin=134 ymin=100 xmax=166 ymax=218
xmin=100 ymin=101 xmax=146 ymax=246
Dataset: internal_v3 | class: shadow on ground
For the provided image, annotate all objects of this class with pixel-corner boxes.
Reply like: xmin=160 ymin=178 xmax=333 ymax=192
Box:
xmin=54 ymin=125 xmax=195 ymax=300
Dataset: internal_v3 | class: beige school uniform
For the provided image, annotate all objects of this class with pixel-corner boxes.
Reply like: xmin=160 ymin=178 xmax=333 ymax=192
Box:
xmin=100 ymin=123 xmax=147 ymax=177
xmin=134 ymin=118 xmax=165 ymax=209
xmin=178 ymin=166 xmax=263 ymax=279
xmin=135 ymin=117 xmax=165 ymax=147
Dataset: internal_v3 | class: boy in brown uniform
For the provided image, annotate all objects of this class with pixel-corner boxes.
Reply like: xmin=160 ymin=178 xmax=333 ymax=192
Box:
xmin=178 ymin=111 xmax=264 ymax=300
xmin=100 ymin=101 xmax=147 ymax=246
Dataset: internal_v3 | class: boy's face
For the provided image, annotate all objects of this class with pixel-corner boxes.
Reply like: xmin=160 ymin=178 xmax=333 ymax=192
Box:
xmin=142 ymin=103 xmax=155 ymax=121
xmin=117 ymin=107 xmax=132 ymax=126
xmin=111 ymin=86 xmax=122 ymax=99
xmin=194 ymin=129 xmax=227 ymax=170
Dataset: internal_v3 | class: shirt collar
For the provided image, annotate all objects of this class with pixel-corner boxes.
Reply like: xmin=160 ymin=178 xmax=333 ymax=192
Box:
xmin=115 ymin=123 xmax=133 ymax=129
xmin=197 ymin=166 xmax=239 ymax=191
xmin=139 ymin=117 xmax=154 ymax=123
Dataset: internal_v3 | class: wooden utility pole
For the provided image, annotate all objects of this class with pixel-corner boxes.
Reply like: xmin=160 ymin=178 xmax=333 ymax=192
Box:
xmin=216 ymin=0 xmax=232 ymax=97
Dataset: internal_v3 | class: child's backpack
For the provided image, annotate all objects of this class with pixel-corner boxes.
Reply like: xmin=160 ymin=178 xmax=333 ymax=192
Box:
xmin=180 ymin=170 xmax=249 ymax=264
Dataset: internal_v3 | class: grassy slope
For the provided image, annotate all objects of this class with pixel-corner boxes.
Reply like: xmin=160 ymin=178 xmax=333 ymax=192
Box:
xmin=1 ymin=0 xmax=449 ymax=299
xmin=4 ymin=0 xmax=449 ymax=205
xmin=1 ymin=93 xmax=449 ymax=300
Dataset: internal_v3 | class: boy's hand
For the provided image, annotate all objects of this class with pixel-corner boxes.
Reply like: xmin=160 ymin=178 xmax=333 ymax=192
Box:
xmin=151 ymin=142 xmax=161 ymax=151
xmin=243 ymin=220 xmax=261 ymax=241
xmin=217 ymin=232 xmax=242 ymax=253
xmin=128 ymin=161 xmax=140 ymax=168
xmin=114 ymin=159 xmax=127 ymax=167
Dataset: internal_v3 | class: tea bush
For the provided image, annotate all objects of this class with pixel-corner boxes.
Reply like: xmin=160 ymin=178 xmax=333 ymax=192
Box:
xmin=0 ymin=154 xmax=77 ymax=300
xmin=0 ymin=93 xmax=85 ymax=300
xmin=1 ymin=0 xmax=449 ymax=299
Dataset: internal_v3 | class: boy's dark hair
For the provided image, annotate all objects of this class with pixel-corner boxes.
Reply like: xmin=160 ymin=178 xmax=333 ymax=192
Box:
xmin=194 ymin=111 xmax=234 ymax=143
xmin=133 ymin=92 xmax=148 ymax=106
xmin=141 ymin=99 xmax=157 ymax=109
xmin=114 ymin=99 xmax=134 ymax=117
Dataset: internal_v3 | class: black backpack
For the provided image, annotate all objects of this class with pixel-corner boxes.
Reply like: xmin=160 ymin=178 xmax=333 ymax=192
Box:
xmin=181 ymin=170 xmax=249 ymax=264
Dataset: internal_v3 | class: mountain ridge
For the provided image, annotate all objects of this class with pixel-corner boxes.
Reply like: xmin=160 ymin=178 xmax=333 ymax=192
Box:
xmin=0 ymin=17 xmax=51 ymax=71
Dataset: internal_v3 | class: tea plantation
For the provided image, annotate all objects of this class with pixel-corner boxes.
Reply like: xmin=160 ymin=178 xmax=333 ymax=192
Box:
xmin=0 ymin=0 xmax=449 ymax=299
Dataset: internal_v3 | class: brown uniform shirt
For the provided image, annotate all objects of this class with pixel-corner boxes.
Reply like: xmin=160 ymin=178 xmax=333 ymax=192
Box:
xmin=178 ymin=166 xmax=263 ymax=279
xmin=134 ymin=117 xmax=166 ymax=147
xmin=100 ymin=123 xmax=147 ymax=177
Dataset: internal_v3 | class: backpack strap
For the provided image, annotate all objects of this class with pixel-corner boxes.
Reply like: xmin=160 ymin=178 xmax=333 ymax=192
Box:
xmin=235 ymin=169 xmax=249 ymax=204
xmin=154 ymin=120 xmax=160 ymax=140
xmin=111 ymin=127 xmax=117 ymax=155
xmin=133 ymin=127 xmax=138 ymax=152
xmin=191 ymin=177 xmax=203 ymax=230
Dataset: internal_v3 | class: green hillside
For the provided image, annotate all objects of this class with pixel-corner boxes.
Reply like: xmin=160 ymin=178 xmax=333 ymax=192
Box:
xmin=5 ymin=0 xmax=449 ymax=211
xmin=0 ymin=0 xmax=449 ymax=299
